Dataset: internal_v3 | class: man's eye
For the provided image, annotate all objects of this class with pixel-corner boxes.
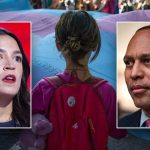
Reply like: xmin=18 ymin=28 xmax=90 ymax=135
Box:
xmin=15 ymin=56 xmax=22 ymax=62
xmin=143 ymin=58 xmax=150 ymax=64
xmin=124 ymin=60 xmax=133 ymax=67
xmin=0 ymin=54 xmax=3 ymax=59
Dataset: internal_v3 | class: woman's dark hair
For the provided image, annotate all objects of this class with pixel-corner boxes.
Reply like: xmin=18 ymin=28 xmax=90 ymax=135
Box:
xmin=55 ymin=11 xmax=101 ymax=66
xmin=0 ymin=28 xmax=30 ymax=127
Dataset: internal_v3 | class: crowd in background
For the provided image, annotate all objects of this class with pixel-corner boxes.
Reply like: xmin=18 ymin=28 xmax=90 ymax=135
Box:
xmin=119 ymin=0 xmax=150 ymax=13
xmin=30 ymin=0 xmax=118 ymax=13
xmin=30 ymin=0 xmax=106 ymax=10
xmin=30 ymin=0 xmax=150 ymax=13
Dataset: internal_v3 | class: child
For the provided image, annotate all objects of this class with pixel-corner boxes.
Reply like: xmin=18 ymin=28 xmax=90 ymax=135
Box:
xmin=31 ymin=11 xmax=127 ymax=150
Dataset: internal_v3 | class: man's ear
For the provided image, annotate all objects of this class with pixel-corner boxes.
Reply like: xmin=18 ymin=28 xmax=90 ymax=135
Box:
xmin=56 ymin=42 xmax=61 ymax=51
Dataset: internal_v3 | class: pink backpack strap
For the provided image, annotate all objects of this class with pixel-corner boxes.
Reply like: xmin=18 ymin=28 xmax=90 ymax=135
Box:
xmin=85 ymin=76 xmax=107 ymax=88
xmin=93 ymin=78 xmax=107 ymax=88
xmin=44 ymin=76 xmax=65 ymax=89
xmin=43 ymin=76 xmax=65 ymax=116
xmin=92 ymin=78 xmax=107 ymax=107
xmin=45 ymin=76 xmax=107 ymax=89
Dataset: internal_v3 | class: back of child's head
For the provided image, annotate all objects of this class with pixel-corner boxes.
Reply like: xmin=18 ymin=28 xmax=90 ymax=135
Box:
xmin=55 ymin=11 xmax=101 ymax=66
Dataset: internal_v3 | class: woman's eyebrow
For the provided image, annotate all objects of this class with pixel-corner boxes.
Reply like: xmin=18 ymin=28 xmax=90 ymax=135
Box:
xmin=13 ymin=50 xmax=22 ymax=55
xmin=0 ymin=48 xmax=21 ymax=55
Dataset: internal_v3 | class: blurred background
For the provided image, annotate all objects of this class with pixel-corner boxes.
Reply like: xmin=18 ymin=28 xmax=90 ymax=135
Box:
xmin=0 ymin=0 xmax=149 ymax=14
xmin=30 ymin=0 xmax=150 ymax=13
xmin=119 ymin=0 xmax=150 ymax=13
xmin=30 ymin=0 xmax=118 ymax=13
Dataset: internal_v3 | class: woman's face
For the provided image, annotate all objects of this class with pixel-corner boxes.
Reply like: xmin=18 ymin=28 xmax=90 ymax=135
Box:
xmin=0 ymin=35 xmax=23 ymax=99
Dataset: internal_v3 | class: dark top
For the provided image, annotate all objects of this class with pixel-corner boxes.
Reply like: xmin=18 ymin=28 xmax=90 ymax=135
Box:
xmin=119 ymin=110 xmax=141 ymax=127
xmin=0 ymin=120 xmax=16 ymax=127
xmin=0 ymin=129 xmax=21 ymax=149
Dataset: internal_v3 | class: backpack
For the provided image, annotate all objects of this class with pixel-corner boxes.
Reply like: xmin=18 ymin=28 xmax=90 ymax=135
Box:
xmin=45 ymin=76 xmax=109 ymax=150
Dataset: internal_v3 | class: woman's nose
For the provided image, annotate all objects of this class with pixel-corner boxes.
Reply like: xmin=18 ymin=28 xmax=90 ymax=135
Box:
xmin=3 ymin=59 xmax=15 ymax=71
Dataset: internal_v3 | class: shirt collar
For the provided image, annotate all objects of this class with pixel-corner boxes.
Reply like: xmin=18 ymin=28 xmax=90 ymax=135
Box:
xmin=140 ymin=110 xmax=150 ymax=127
xmin=57 ymin=71 xmax=79 ymax=82
xmin=57 ymin=71 xmax=92 ymax=83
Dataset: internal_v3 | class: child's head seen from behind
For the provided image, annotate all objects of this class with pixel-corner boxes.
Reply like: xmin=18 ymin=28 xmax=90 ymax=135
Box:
xmin=55 ymin=11 xmax=101 ymax=67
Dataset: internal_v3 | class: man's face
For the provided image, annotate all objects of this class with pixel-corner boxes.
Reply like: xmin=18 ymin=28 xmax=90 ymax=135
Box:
xmin=124 ymin=29 xmax=150 ymax=111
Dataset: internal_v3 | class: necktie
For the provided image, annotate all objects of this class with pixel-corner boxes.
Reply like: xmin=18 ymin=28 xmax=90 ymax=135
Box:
xmin=145 ymin=119 xmax=150 ymax=127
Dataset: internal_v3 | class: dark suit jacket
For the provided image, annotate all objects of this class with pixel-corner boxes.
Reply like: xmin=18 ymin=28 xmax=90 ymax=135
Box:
xmin=118 ymin=109 xmax=141 ymax=127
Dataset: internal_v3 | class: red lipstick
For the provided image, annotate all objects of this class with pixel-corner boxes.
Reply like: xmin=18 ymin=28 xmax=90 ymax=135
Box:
xmin=2 ymin=74 xmax=16 ymax=84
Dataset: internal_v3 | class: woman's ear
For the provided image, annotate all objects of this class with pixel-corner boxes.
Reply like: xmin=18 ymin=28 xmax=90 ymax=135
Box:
xmin=56 ymin=42 xmax=61 ymax=51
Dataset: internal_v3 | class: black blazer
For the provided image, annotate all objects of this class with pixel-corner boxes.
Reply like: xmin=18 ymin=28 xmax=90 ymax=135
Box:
xmin=118 ymin=109 xmax=141 ymax=127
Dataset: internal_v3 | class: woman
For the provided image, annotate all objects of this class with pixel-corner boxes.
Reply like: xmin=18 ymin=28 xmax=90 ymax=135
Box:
xmin=0 ymin=28 xmax=30 ymax=127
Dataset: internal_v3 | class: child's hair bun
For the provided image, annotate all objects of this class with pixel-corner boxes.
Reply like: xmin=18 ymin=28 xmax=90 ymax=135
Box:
xmin=64 ymin=36 xmax=81 ymax=52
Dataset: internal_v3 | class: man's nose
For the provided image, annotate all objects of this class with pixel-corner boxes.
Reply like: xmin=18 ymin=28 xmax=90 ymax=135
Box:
xmin=131 ymin=61 xmax=143 ymax=80
xmin=3 ymin=59 xmax=15 ymax=71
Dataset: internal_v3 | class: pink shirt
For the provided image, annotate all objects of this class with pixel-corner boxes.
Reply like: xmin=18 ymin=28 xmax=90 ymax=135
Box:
xmin=32 ymin=72 xmax=127 ymax=139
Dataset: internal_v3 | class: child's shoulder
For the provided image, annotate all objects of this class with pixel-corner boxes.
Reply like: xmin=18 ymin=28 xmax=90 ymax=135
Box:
xmin=34 ymin=77 xmax=56 ymax=89
xmin=37 ymin=78 xmax=51 ymax=85
xmin=93 ymin=76 xmax=115 ymax=93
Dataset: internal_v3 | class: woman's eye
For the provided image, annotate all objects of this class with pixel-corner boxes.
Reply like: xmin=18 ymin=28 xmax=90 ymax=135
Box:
xmin=15 ymin=56 xmax=22 ymax=62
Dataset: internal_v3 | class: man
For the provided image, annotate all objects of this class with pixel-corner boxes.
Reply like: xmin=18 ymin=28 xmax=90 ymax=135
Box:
xmin=119 ymin=25 xmax=150 ymax=127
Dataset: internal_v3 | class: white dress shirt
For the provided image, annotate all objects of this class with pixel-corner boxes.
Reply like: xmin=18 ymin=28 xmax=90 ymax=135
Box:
xmin=140 ymin=110 xmax=150 ymax=127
